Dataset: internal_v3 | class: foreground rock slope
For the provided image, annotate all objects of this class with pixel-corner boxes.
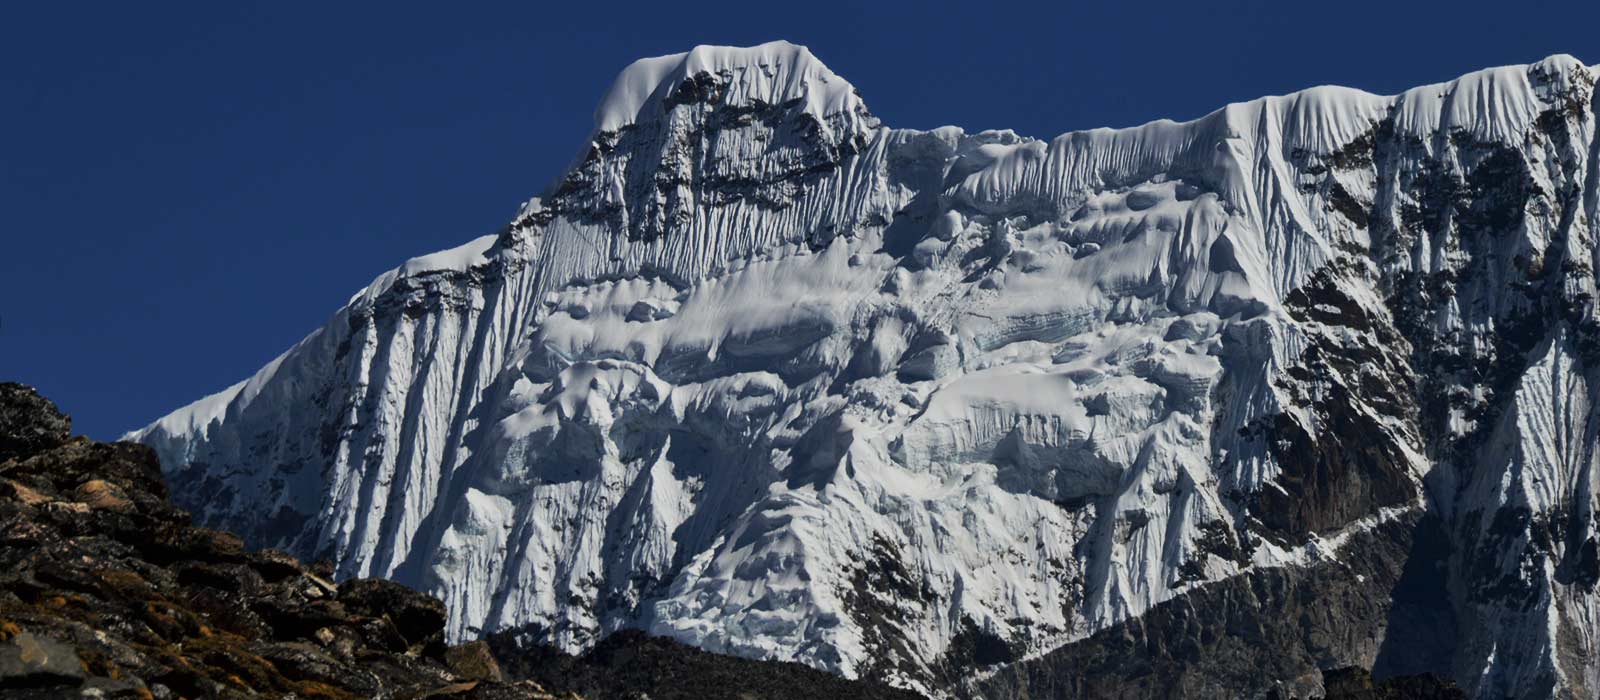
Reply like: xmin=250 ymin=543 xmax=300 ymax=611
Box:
xmin=0 ymin=383 xmax=546 ymax=698
xmin=0 ymin=383 xmax=920 ymax=700
xmin=130 ymin=41 xmax=1600 ymax=698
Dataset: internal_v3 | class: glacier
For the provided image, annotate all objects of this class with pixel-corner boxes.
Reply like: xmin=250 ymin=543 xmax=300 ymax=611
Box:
xmin=130 ymin=41 xmax=1600 ymax=698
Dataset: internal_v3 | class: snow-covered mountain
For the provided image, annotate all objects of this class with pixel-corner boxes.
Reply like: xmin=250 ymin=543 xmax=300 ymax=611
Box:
xmin=130 ymin=42 xmax=1600 ymax=698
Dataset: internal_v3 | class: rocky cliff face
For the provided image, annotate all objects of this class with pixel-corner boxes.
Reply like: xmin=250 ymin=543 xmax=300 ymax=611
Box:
xmin=130 ymin=42 xmax=1600 ymax=698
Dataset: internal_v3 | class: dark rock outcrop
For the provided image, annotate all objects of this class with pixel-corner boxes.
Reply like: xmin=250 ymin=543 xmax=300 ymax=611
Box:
xmin=1319 ymin=667 xmax=1466 ymax=700
xmin=0 ymin=383 xmax=71 ymax=462
xmin=972 ymin=515 xmax=1465 ymax=700
xmin=488 ymin=629 xmax=923 ymax=700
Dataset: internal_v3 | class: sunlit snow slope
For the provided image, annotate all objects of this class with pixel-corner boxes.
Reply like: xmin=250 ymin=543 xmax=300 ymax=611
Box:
xmin=132 ymin=42 xmax=1600 ymax=698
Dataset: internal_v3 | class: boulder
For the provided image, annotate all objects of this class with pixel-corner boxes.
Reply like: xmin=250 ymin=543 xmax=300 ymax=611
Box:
xmin=444 ymin=640 xmax=505 ymax=682
xmin=0 ymin=631 xmax=86 ymax=689
xmin=337 ymin=578 xmax=448 ymax=646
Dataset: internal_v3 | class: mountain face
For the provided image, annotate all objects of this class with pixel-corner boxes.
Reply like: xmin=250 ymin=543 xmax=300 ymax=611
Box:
xmin=129 ymin=42 xmax=1599 ymax=698
xmin=0 ymin=383 xmax=921 ymax=700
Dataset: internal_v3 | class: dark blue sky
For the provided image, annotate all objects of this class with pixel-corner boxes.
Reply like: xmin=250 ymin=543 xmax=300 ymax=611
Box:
xmin=3 ymin=1 xmax=1595 ymax=438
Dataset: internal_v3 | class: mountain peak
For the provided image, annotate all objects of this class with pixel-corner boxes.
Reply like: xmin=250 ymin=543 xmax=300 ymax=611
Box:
xmin=593 ymin=40 xmax=866 ymax=132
